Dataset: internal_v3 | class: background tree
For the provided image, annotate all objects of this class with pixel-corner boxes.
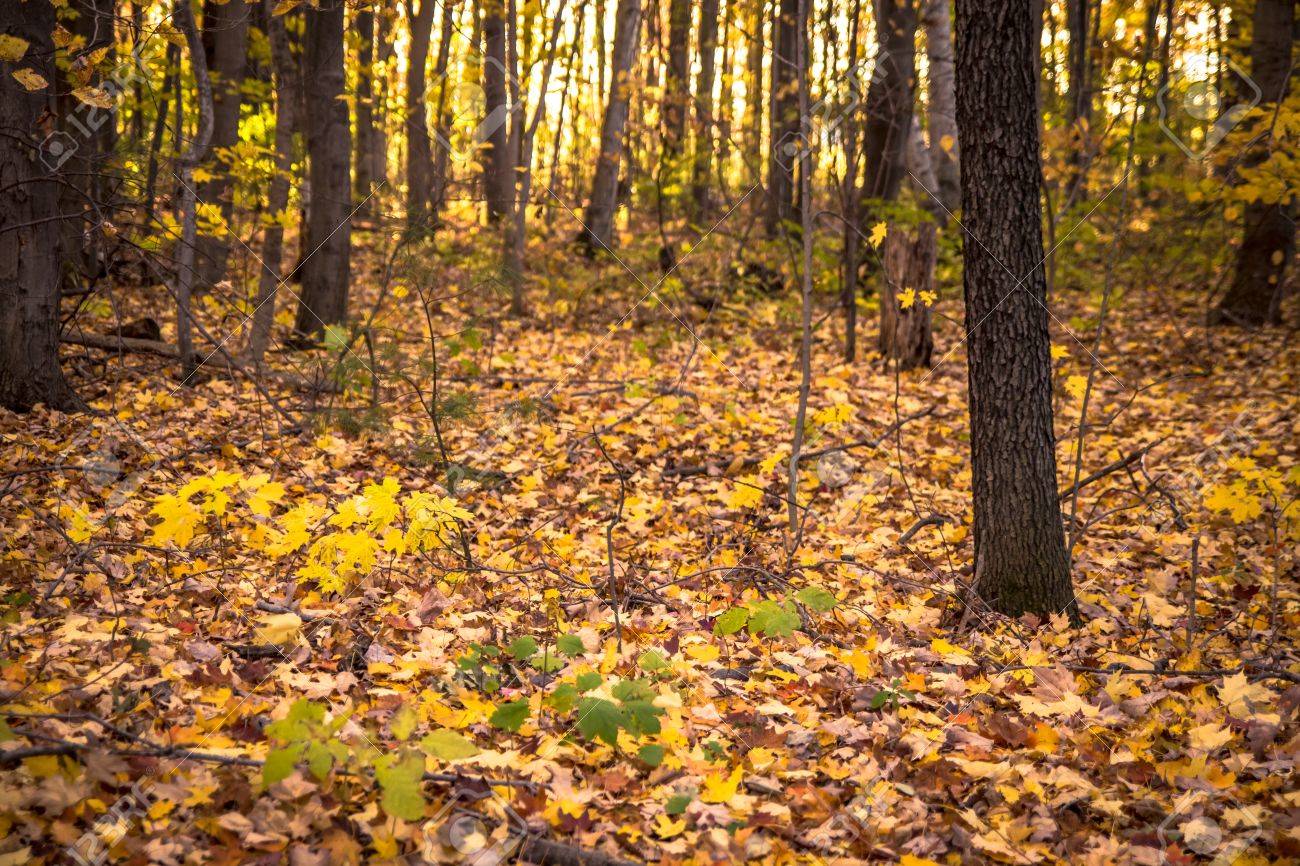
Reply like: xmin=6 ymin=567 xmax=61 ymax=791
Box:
xmin=193 ymin=0 xmax=251 ymax=289
xmin=481 ymin=0 xmax=514 ymax=222
xmin=765 ymin=0 xmax=803 ymax=233
xmin=405 ymin=0 xmax=435 ymax=225
xmin=1212 ymin=0 xmax=1296 ymax=326
xmin=955 ymin=0 xmax=1074 ymax=618
xmin=353 ymin=6 xmax=377 ymax=218
xmin=921 ymin=0 xmax=959 ymax=213
xmin=293 ymin=0 xmax=352 ymax=339
xmin=580 ymin=0 xmax=643 ymax=251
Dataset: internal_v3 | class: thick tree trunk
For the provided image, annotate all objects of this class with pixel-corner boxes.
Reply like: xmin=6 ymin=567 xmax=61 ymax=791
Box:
xmin=860 ymin=0 xmax=916 ymax=203
xmin=354 ymin=8 xmax=376 ymax=216
xmin=579 ymin=0 xmax=642 ymax=252
xmin=878 ymin=221 xmax=936 ymax=370
xmin=954 ymin=0 xmax=1074 ymax=618
xmin=745 ymin=0 xmax=765 ymax=184
xmin=293 ymin=0 xmax=352 ymax=339
xmin=0 ymin=0 xmax=80 ymax=412
xmin=689 ymin=0 xmax=721 ymax=220
xmin=1212 ymin=0 xmax=1296 ymax=327
xmin=765 ymin=0 xmax=803 ymax=233
xmin=405 ymin=0 xmax=435 ymax=224
xmin=248 ymin=0 xmax=299 ymax=364
xmin=482 ymin=0 xmax=514 ymax=222
xmin=194 ymin=0 xmax=252 ymax=289
xmin=920 ymin=0 xmax=959 ymax=213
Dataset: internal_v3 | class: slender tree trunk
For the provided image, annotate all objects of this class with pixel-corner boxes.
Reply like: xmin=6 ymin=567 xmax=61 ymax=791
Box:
xmin=354 ymin=8 xmax=376 ymax=217
xmin=482 ymin=0 xmax=514 ymax=221
xmin=194 ymin=0 xmax=252 ymax=289
xmin=1064 ymin=0 xmax=1092 ymax=203
xmin=765 ymin=0 xmax=803 ymax=233
xmin=955 ymin=0 xmax=1074 ymax=618
xmin=920 ymin=0 xmax=959 ymax=212
xmin=0 ymin=0 xmax=80 ymax=411
xmin=579 ymin=0 xmax=642 ymax=252
xmin=174 ymin=0 xmax=214 ymax=379
xmin=145 ymin=42 xmax=180 ymax=221
xmin=405 ymin=0 xmax=435 ymax=225
xmin=664 ymin=0 xmax=692 ymax=160
xmin=860 ymin=0 xmax=916 ymax=203
xmin=840 ymin=0 xmax=863 ymax=362
xmin=373 ymin=5 xmax=394 ymax=187
xmin=745 ymin=0 xmax=765 ymax=186
xmin=293 ymin=0 xmax=352 ymax=339
xmin=879 ymin=221 xmax=936 ymax=369
xmin=1212 ymin=0 xmax=1296 ymax=326
xmin=248 ymin=0 xmax=299 ymax=364
xmin=689 ymin=0 xmax=721 ymax=221
xmin=429 ymin=0 xmax=457 ymax=218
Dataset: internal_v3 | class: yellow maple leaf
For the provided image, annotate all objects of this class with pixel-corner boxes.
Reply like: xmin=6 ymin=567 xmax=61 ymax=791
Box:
xmin=1064 ymin=375 xmax=1089 ymax=401
xmin=653 ymin=813 xmax=686 ymax=839
xmin=701 ymin=765 xmax=742 ymax=804
xmin=1203 ymin=482 xmax=1261 ymax=524
xmin=919 ymin=290 xmax=937 ymax=307
xmin=255 ymin=612 xmax=302 ymax=646
xmin=720 ymin=478 xmax=764 ymax=509
xmin=869 ymin=221 xmax=888 ymax=248
xmin=898 ymin=288 xmax=917 ymax=310
xmin=1051 ymin=344 xmax=1070 ymax=360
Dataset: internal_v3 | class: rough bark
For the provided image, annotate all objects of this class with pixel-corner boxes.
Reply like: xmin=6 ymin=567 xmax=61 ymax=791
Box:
xmin=0 ymin=0 xmax=80 ymax=411
xmin=954 ymin=0 xmax=1075 ymax=618
xmin=247 ymin=0 xmax=299 ymax=364
xmin=194 ymin=0 xmax=252 ymax=289
xmin=293 ymin=0 xmax=352 ymax=339
xmin=579 ymin=0 xmax=642 ymax=252
xmin=405 ymin=0 xmax=435 ymax=224
xmin=429 ymin=0 xmax=456 ymax=217
xmin=353 ymin=8 xmax=376 ymax=215
xmin=765 ymin=0 xmax=803 ymax=233
xmin=879 ymin=221 xmax=935 ymax=370
xmin=1212 ymin=0 xmax=1296 ymax=326
xmin=482 ymin=0 xmax=514 ymax=222
xmin=860 ymin=0 xmax=916 ymax=203
xmin=689 ymin=0 xmax=721 ymax=220
xmin=920 ymin=0 xmax=959 ymax=212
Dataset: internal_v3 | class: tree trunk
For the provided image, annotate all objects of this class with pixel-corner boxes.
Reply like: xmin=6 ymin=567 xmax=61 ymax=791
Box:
xmin=353 ymin=8 xmax=376 ymax=216
xmin=429 ymin=0 xmax=457 ymax=217
xmin=174 ymin=0 xmax=214 ymax=379
xmin=663 ymin=0 xmax=692 ymax=160
xmin=194 ymin=0 xmax=252 ymax=289
xmin=579 ymin=0 xmax=642 ymax=252
xmin=920 ymin=0 xmax=959 ymax=213
xmin=405 ymin=0 xmax=435 ymax=225
xmin=248 ymin=0 xmax=299 ymax=364
xmin=482 ymin=0 xmax=514 ymax=222
xmin=878 ymin=221 xmax=935 ymax=370
xmin=1212 ymin=0 xmax=1296 ymax=327
xmin=689 ymin=0 xmax=721 ymax=220
xmin=765 ymin=0 xmax=803 ymax=233
xmin=293 ymin=0 xmax=352 ymax=339
xmin=0 ymin=0 xmax=80 ymax=412
xmin=745 ymin=0 xmax=765 ymax=185
xmin=373 ymin=5 xmax=394 ymax=187
xmin=860 ymin=0 xmax=916 ymax=203
xmin=1064 ymin=0 xmax=1092 ymax=203
xmin=954 ymin=0 xmax=1074 ymax=618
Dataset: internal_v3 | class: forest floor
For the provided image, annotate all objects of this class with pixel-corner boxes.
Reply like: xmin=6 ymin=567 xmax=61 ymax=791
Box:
xmin=2 ymin=222 xmax=1298 ymax=865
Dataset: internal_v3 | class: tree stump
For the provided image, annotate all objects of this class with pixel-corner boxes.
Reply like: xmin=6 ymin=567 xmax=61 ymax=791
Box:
xmin=878 ymin=222 xmax=937 ymax=370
